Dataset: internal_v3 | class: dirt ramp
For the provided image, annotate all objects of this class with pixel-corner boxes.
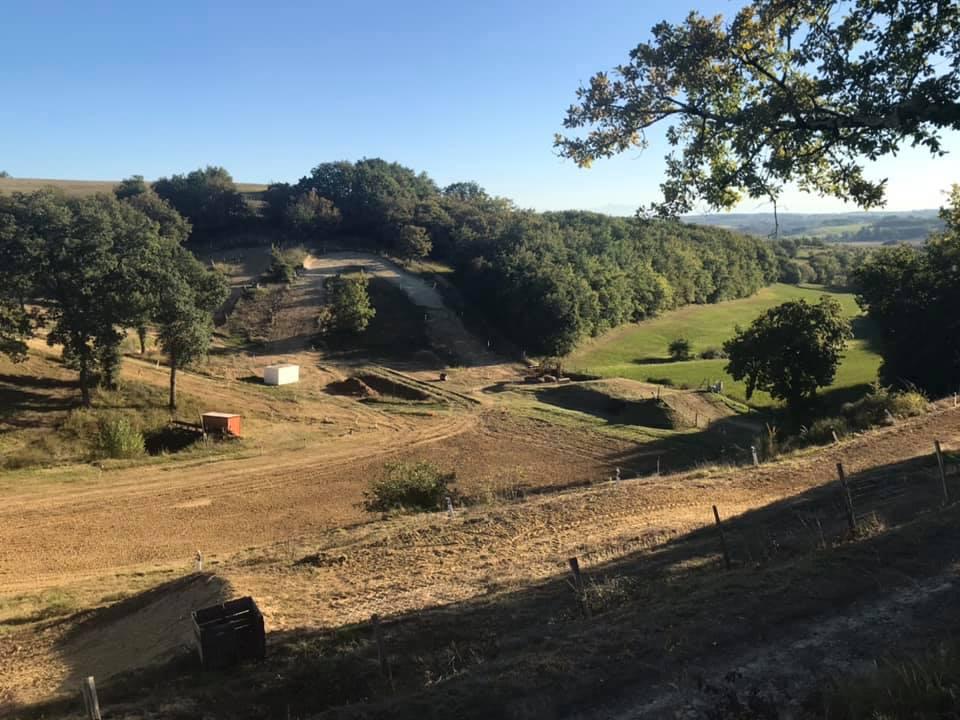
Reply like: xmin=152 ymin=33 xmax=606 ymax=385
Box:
xmin=537 ymin=379 xmax=736 ymax=429
xmin=54 ymin=573 xmax=231 ymax=693
xmin=325 ymin=377 xmax=380 ymax=398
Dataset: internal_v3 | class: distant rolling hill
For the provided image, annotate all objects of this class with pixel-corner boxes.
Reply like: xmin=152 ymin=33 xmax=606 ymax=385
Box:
xmin=0 ymin=176 xmax=268 ymax=198
xmin=682 ymin=209 xmax=943 ymax=244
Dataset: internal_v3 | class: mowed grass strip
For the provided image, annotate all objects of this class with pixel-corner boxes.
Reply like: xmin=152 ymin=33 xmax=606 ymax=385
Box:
xmin=568 ymin=283 xmax=881 ymax=408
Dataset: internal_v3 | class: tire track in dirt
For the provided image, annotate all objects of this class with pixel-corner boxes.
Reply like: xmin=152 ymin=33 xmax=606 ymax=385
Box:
xmin=229 ymin=403 xmax=960 ymax=633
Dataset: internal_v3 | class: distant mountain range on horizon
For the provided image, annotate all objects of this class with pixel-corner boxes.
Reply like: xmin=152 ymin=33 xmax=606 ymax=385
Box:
xmin=589 ymin=204 xmax=944 ymax=244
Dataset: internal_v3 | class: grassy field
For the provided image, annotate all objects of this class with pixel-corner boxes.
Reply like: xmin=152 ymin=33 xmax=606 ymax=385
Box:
xmin=568 ymin=284 xmax=881 ymax=408
xmin=0 ymin=177 xmax=267 ymax=196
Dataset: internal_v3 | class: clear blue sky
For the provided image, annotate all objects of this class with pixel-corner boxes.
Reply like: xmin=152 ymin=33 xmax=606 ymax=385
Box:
xmin=2 ymin=0 xmax=956 ymax=213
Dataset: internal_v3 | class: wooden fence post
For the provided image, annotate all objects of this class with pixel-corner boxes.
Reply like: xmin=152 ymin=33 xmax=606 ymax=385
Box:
xmin=751 ymin=446 xmax=759 ymax=467
xmin=568 ymin=557 xmax=591 ymax=618
xmin=371 ymin=614 xmax=393 ymax=688
xmin=935 ymin=441 xmax=949 ymax=505
xmin=836 ymin=462 xmax=856 ymax=532
xmin=712 ymin=505 xmax=732 ymax=570
xmin=81 ymin=676 xmax=102 ymax=720
xmin=831 ymin=429 xmax=840 ymax=444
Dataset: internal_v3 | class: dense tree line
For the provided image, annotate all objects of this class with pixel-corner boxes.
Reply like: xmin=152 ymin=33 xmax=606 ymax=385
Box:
xmin=768 ymin=239 xmax=868 ymax=288
xmin=255 ymin=160 xmax=779 ymax=355
xmin=854 ymin=186 xmax=960 ymax=397
xmin=0 ymin=159 xmax=784 ymax=366
xmin=453 ymin=210 xmax=777 ymax=354
xmin=59 ymin=158 xmax=778 ymax=357
xmin=0 ymin=188 xmax=227 ymax=408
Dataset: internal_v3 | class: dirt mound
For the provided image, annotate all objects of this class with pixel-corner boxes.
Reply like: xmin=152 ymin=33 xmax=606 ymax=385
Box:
xmin=354 ymin=372 xmax=431 ymax=401
xmin=537 ymin=379 xmax=736 ymax=429
xmin=325 ymin=377 xmax=381 ymax=398
xmin=54 ymin=573 xmax=231 ymax=692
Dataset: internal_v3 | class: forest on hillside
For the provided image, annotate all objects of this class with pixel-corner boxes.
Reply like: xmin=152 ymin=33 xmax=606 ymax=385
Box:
xmin=118 ymin=161 xmax=787 ymax=355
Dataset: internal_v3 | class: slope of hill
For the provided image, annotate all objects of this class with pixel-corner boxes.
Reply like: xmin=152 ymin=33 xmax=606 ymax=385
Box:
xmin=4 ymin=400 xmax=959 ymax=717
xmin=568 ymin=283 xmax=881 ymax=408
xmin=0 ymin=176 xmax=267 ymax=197
xmin=683 ymin=209 xmax=943 ymax=243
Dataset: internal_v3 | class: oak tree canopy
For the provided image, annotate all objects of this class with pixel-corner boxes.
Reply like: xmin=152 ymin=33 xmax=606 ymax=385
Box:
xmin=557 ymin=0 xmax=960 ymax=216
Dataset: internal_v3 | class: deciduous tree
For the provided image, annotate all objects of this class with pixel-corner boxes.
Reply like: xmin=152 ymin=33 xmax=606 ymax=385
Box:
xmin=557 ymin=0 xmax=960 ymax=215
xmin=855 ymin=185 xmax=960 ymax=395
xmin=155 ymin=245 xmax=228 ymax=410
xmin=724 ymin=297 xmax=851 ymax=414
xmin=323 ymin=274 xmax=376 ymax=334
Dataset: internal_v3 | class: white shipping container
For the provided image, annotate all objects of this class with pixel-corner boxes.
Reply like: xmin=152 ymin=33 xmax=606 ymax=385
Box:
xmin=263 ymin=364 xmax=300 ymax=386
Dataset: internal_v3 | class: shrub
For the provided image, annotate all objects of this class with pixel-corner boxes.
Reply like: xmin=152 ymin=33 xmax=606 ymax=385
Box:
xmin=364 ymin=461 xmax=454 ymax=513
xmin=324 ymin=273 xmax=376 ymax=334
xmin=842 ymin=387 xmax=928 ymax=430
xmin=97 ymin=415 xmax=145 ymax=459
xmin=804 ymin=417 xmax=849 ymax=445
xmin=668 ymin=337 xmax=693 ymax=361
xmin=265 ymin=245 xmax=305 ymax=284
xmin=754 ymin=423 xmax=780 ymax=461
xmin=887 ymin=390 xmax=929 ymax=418
xmin=699 ymin=346 xmax=727 ymax=359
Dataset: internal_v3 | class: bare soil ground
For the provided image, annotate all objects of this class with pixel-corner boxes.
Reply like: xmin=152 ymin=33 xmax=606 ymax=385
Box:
xmin=6 ymin=247 xmax=955 ymax=718
xmin=303 ymin=252 xmax=500 ymax=368
xmin=3 ymin=403 xmax=959 ymax=715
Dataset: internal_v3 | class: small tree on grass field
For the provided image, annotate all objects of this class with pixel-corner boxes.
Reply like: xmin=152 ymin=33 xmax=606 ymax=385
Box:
xmin=668 ymin=337 xmax=692 ymax=361
xmin=364 ymin=461 xmax=454 ymax=513
xmin=323 ymin=274 xmax=375 ymax=333
xmin=723 ymin=297 xmax=851 ymax=417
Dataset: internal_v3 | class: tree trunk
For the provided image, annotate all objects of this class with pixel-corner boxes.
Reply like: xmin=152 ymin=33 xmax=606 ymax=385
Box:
xmin=137 ymin=326 xmax=147 ymax=354
xmin=169 ymin=358 xmax=178 ymax=411
xmin=79 ymin=358 xmax=92 ymax=408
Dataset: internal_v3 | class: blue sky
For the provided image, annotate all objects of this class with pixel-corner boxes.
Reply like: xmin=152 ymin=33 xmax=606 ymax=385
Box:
xmin=2 ymin=0 xmax=957 ymax=213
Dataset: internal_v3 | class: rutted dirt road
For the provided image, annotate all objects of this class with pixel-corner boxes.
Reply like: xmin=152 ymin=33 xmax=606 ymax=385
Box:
xmin=303 ymin=252 xmax=500 ymax=366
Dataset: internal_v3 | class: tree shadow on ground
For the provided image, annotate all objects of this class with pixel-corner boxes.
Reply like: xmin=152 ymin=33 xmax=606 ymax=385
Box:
xmin=20 ymin=451 xmax=960 ymax=720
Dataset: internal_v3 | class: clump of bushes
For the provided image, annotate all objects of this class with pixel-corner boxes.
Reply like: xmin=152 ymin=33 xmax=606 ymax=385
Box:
xmin=319 ymin=273 xmax=376 ymax=334
xmin=699 ymin=346 xmax=727 ymax=359
xmin=97 ymin=415 xmax=145 ymax=458
xmin=802 ymin=387 xmax=927 ymax=447
xmin=842 ymin=386 xmax=928 ymax=430
xmin=667 ymin=337 xmax=693 ymax=361
xmin=265 ymin=245 xmax=306 ymax=284
xmin=364 ymin=461 xmax=454 ymax=513
xmin=804 ymin=417 xmax=850 ymax=445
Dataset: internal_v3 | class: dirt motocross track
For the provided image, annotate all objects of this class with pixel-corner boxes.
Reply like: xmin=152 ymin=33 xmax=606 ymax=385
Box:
xmin=4 ymin=249 xmax=960 ymax=716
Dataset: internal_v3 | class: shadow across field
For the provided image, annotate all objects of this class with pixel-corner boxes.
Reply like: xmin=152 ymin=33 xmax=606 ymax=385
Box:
xmin=19 ymin=451 xmax=960 ymax=720
xmin=0 ymin=374 xmax=77 ymax=421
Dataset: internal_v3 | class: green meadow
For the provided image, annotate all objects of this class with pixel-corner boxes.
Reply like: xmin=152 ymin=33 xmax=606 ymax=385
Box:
xmin=567 ymin=284 xmax=882 ymax=408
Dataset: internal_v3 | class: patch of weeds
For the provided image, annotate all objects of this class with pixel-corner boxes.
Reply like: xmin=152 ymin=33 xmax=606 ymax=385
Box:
xmin=852 ymin=511 xmax=886 ymax=541
xmin=468 ymin=470 xmax=530 ymax=505
xmin=583 ymin=574 xmax=642 ymax=614
xmin=0 ymin=589 xmax=77 ymax=626
xmin=364 ymin=461 xmax=456 ymax=513
xmin=819 ymin=642 xmax=960 ymax=719
xmin=97 ymin=414 xmax=145 ymax=458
